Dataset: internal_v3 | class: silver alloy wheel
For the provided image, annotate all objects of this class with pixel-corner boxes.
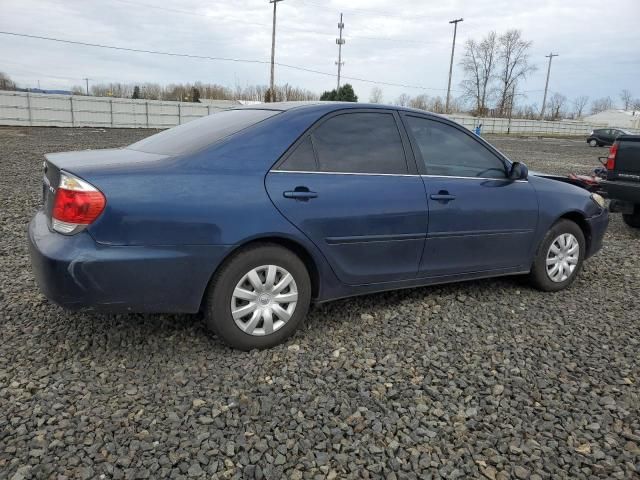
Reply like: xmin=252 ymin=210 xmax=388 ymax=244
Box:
xmin=231 ymin=265 xmax=298 ymax=336
xmin=589 ymin=139 xmax=597 ymax=147
xmin=546 ymin=233 xmax=580 ymax=283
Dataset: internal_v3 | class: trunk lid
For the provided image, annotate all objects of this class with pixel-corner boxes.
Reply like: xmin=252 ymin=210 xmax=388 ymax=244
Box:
xmin=42 ymin=148 xmax=169 ymax=221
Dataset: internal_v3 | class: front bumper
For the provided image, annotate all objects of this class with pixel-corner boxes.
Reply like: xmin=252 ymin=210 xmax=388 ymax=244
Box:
xmin=585 ymin=209 xmax=609 ymax=259
xmin=28 ymin=211 xmax=232 ymax=313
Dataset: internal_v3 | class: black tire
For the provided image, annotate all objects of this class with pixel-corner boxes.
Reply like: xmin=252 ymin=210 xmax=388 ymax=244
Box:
xmin=528 ymin=219 xmax=586 ymax=292
xmin=622 ymin=205 xmax=640 ymax=228
xmin=588 ymin=139 xmax=597 ymax=147
xmin=205 ymin=244 xmax=311 ymax=350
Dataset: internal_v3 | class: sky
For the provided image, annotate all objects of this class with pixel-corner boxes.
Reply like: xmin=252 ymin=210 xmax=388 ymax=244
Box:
xmin=1 ymin=0 xmax=639 ymax=108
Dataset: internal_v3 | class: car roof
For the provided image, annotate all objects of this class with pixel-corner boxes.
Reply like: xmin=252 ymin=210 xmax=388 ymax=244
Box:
xmin=233 ymin=101 xmax=446 ymax=118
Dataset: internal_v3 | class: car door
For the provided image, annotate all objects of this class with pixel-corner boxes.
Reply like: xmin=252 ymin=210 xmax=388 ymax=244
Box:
xmin=401 ymin=114 xmax=539 ymax=278
xmin=265 ymin=110 xmax=428 ymax=285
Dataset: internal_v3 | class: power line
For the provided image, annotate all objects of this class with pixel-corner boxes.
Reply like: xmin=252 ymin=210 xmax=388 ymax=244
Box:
xmin=0 ymin=30 xmax=459 ymax=92
xmin=289 ymin=0 xmax=434 ymax=20
xmin=109 ymin=0 xmax=436 ymax=46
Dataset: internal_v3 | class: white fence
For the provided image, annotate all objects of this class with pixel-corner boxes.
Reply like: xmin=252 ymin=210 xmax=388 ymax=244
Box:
xmin=0 ymin=90 xmax=238 ymax=128
xmin=0 ymin=89 xmax=632 ymax=136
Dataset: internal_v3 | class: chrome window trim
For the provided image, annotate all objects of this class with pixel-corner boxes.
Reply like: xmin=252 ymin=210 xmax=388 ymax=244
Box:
xmin=270 ymin=170 xmax=528 ymax=182
xmin=271 ymin=170 xmax=419 ymax=178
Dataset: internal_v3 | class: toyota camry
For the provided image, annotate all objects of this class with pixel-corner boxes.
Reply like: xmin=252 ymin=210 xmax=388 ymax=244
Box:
xmin=28 ymin=102 xmax=609 ymax=350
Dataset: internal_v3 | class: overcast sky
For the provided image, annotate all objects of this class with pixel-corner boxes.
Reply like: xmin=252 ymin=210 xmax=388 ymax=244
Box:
xmin=2 ymin=0 xmax=639 ymax=108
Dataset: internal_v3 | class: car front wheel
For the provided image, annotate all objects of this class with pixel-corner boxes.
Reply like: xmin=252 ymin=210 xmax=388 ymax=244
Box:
xmin=205 ymin=244 xmax=311 ymax=350
xmin=589 ymin=139 xmax=598 ymax=147
xmin=528 ymin=219 xmax=585 ymax=291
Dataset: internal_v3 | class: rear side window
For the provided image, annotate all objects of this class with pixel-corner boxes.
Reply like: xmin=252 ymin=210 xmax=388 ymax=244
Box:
xmin=311 ymin=112 xmax=408 ymax=174
xmin=279 ymin=137 xmax=318 ymax=171
xmin=406 ymin=116 xmax=507 ymax=179
xmin=128 ymin=109 xmax=279 ymax=155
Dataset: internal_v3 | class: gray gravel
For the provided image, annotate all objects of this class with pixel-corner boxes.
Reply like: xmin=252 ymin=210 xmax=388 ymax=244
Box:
xmin=1 ymin=127 xmax=639 ymax=479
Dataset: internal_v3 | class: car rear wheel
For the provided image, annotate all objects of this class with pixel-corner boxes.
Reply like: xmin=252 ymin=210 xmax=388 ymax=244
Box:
xmin=589 ymin=139 xmax=597 ymax=147
xmin=528 ymin=219 xmax=585 ymax=291
xmin=623 ymin=205 xmax=640 ymax=228
xmin=205 ymin=244 xmax=311 ymax=350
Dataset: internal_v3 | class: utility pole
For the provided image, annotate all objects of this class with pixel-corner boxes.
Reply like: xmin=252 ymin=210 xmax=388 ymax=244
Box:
xmin=540 ymin=52 xmax=558 ymax=120
xmin=445 ymin=18 xmax=463 ymax=114
xmin=269 ymin=0 xmax=284 ymax=102
xmin=335 ymin=13 xmax=345 ymax=91
xmin=83 ymin=77 xmax=90 ymax=96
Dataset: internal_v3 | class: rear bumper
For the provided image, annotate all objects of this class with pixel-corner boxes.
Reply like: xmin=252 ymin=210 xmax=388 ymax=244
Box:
xmin=602 ymin=180 xmax=640 ymax=206
xmin=28 ymin=211 xmax=232 ymax=313
xmin=585 ymin=209 xmax=609 ymax=259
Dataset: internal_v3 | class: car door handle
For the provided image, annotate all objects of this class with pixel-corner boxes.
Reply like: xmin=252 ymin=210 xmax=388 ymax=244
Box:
xmin=283 ymin=187 xmax=318 ymax=200
xmin=430 ymin=192 xmax=456 ymax=202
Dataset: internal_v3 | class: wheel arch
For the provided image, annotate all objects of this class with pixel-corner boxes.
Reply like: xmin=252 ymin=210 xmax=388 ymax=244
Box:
xmin=558 ymin=211 xmax=591 ymax=253
xmin=200 ymin=235 xmax=322 ymax=312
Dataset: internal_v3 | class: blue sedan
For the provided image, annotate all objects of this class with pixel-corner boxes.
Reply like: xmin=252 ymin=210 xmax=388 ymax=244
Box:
xmin=29 ymin=102 xmax=609 ymax=350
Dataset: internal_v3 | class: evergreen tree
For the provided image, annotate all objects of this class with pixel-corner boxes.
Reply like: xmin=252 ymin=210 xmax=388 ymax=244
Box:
xmin=132 ymin=85 xmax=140 ymax=99
xmin=320 ymin=84 xmax=358 ymax=102
xmin=336 ymin=84 xmax=358 ymax=102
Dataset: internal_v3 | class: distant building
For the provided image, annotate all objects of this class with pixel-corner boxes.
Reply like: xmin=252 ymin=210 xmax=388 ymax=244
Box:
xmin=584 ymin=109 xmax=640 ymax=130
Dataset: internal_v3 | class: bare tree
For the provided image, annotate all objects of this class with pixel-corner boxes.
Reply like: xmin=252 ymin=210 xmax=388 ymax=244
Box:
xmin=546 ymin=92 xmax=567 ymax=120
xmin=0 ymin=72 xmax=17 ymax=90
xmin=369 ymin=87 xmax=384 ymax=103
xmin=395 ymin=93 xmax=411 ymax=107
xmin=572 ymin=95 xmax=589 ymax=119
xmin=496 ymin=30 xmax=536 ymax=117
xmin=620 ymin=89 xmax=633 ymax=110
xmin=633 ymin=99 xmax=640 ymax=111
xmin=70 ymin=85 xmax=85 ymax=95
xmin=460 ymin=32 xmax=497 ymax=116
xmin=591 ymin=96 xmax=614 ymax=114
xmin=409 ymin=94 xmax=429 ymax=110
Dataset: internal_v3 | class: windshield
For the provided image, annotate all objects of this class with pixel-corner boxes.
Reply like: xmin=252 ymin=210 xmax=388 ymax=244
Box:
xmin=128 ymin=109 xmax=280 ymax=155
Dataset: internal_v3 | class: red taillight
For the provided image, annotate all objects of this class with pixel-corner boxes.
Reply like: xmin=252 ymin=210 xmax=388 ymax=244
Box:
xmin=51 ymin=172 xmax=105 ymax=234
xmin=53 ymin=189 xmax=105 ymax=223
xmin=606 ymin=143 xmax=618 ymax=170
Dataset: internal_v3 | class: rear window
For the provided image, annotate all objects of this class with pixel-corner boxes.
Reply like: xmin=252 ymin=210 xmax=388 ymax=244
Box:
xmin=128 ymin=109 xmax=280 ymax=155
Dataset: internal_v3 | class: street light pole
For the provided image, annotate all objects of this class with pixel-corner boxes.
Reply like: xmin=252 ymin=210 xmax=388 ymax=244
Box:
xmin=445 ymin=18 xmax=463 ymax=114
xmin=269 ymin=0 xmax=284 ymax=102
xmin=83 ymin=77 xmax=90 ymax=96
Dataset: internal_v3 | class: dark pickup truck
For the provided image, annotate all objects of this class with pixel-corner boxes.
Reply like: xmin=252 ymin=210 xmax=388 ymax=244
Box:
xmin=603 ymin=135 xmax=640 ymax=227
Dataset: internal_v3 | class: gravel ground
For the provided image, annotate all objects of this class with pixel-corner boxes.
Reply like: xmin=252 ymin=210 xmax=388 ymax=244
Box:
xmin=1 ymin=127 xmax=639 ymax=480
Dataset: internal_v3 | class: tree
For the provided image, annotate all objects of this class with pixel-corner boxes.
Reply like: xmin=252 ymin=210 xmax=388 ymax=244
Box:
xmin=0 ymin=72 xmax=16 ymax=90
xmin=546 ymin=92 xmax=567 ymax=120
xmin=191 ymin=86 xmax=201 ymax=103
xmin=460 ymin=31 xmax=497 ymax=116
xmin=591 ymin=96 xmax=614 ymax=114
xmin=395 ymin=93 xmax=411 ymax=107
xmin=620 ymin=89 xmax=633 ymax=110
xmin=320 ymin=89 xmax=337 ymax=101
xmin=572 ymin=95 xmax=589 ymax=119
xmin=369 ymin=86 xmax=384 ymax=103
xmin=409 ymin=94 xmax=429 ymax=111
xmin=132 ymin=85 xmax=141 ymax=99
xmin=320 ymin=84 xmax=357 ymax=102
xmin=496 ymin=30 xmax=536 ymax=117
xmin=336 ymin=84 xmax=357 ymax=102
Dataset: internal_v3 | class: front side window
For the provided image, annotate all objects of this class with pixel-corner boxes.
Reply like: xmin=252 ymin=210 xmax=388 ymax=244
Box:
xmin=405 ymin=116 xmax=507 ymax=179
xmin=311 ymin=112 xmax=408 ymax=174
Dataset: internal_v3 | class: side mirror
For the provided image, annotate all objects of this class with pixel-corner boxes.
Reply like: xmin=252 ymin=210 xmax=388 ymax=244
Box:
xmin=509 ymin=162 xmax=528 ymax=180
